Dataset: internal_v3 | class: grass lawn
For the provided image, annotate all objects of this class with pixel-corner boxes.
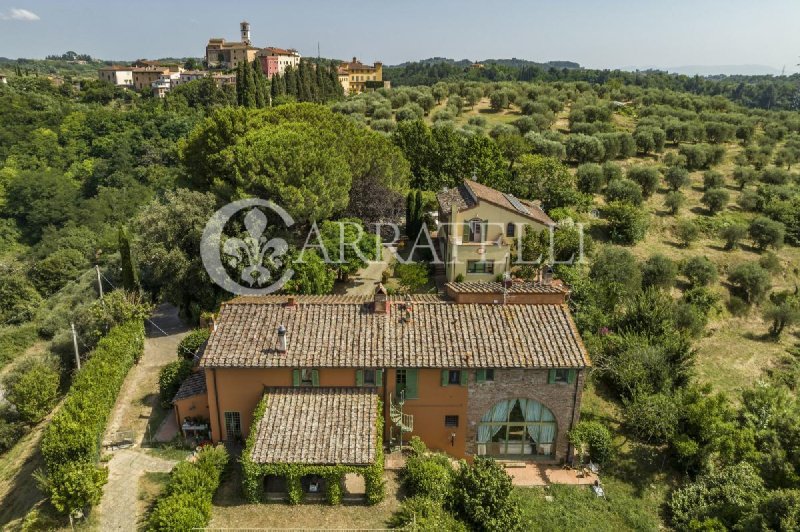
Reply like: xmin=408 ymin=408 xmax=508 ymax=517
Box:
xmin=210 ymin=463 xmax=403 ymax=530
xmin=424 ymin=97 xmax=523 ymax=128
xmin=138 ymin=471 xmax=170 ymax=528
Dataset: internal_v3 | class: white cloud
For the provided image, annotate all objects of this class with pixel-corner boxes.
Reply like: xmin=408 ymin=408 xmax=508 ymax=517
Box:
xmin=0 ymin=8 xmax=41 ymax=21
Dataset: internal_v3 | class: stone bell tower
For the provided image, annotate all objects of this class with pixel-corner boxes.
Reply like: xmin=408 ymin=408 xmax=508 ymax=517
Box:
xmin=240 ymin=21 xmax=251 ymax=45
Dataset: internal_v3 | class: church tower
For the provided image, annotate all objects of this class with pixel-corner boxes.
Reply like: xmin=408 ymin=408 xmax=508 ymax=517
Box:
xmin=240 ymin=21 xmax=251 ymax=45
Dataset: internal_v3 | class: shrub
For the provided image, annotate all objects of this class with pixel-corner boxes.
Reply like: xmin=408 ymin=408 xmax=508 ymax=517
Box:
xmin=728 ymin=295 xmax=750 ymax=317
xmin=668 ymin=463 xmax=764 ymax=529
xmin=390 ymin=495 xmax=467 ymax=532
xmin=673 ymin=302 xmax=706 ymax=337
xmin=702 ymin=170 xmax=725 ymax=190
xmin=749 ymin=216 xmax=785 ymax=250
xmin=664 ymin=191 xmax=686 ymax=215
xmin=177 ymin=328 xmax=210 ymax=360
xmin=3 ymin=357 xmax=60 ymax=424
xmin=641 ymin=254 xmax=677 ymax=289
xmin=720 ymin=223 xmax=748 ymax=250
xmin=673 ymin=219 xmax=700 ymax=247
xmin=664 ymin=165 xmax=690 ymax=191
xmin=568 ymin=421 xmax=613 ymax=464
xmin=0 ymin=322 xmax=38 ymax=369
xmin=147 ymin=445 xmax=228 ymax=532
xmin=605 ymin=178 xmax=643 ymax=206
xmin=729 ymin=262 xmax=771 ymax=304
xmin=394 ymin=262 xmax=429 ymax=293
xmin=604 ymin=202 xmax=648 ymax=244
xmin=624 ymin=393 xmax=679 ymax=443
xmin=403 ymin=453 xmax=454 ymax=501
xmin=147 ymin=492 xmax=211 ymax=532
xmin=733 ymin=166 xmax=757 ymax=189
xmin=681 ymin=256 xmax=718 ymax=287
xmin=452 ymin=458 xmax=521 ymax=532
xmin=760 ymin=167 xmax=790 ymax=185
xmin=158 ymin=360 xmax=193 ymax=408
xmin=701 ymin=188 xmax=730 ymax=214
xmin=576 ymin=163 xmax=604 ymax=193
xmin=627 ymin=166 xmax=661 ymax=197
xmin=0 ymin=413 xmax=27 ymax=453
xmin=601 ymin=161 xmax=623 ymax=182
xmin=41 ymin=461 xmax=108 ymax=516
xmin=738 ymin=190 xmax=762 ymax=212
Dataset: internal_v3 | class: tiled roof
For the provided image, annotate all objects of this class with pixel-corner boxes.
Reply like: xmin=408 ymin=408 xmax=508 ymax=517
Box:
xmin=261 ymin=47 xmax=299 ymax=56
xmin=250 ymin=387 xmax=378 ymax=465
xmin=172 ymin=372 xmax=207 ymax=402
xmin=437 ymin=179 xmax=554 ymax=226
xmin=445 ymin=281 xmax=568 ymax=295
xmin=200 ymin=296 xmax=590 ymax=369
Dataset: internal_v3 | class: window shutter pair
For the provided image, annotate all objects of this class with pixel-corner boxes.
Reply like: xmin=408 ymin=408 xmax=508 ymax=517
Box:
xmin=567 ymin=369 xmax=577 ymax=384
xmin=476 ymin=369 xmax=487 ymax=383
xmin=547 ymin=369 xmax=556 ymax=384
xmin=441 ymin=370 xmax=449 ymax=387
xmin=405 ymin=369 xmax=418 ymax=399
xmin=292 ymin=369 xmax=300 ymax=387
xmin=481 ymin=220 xmax=488 ymax=242
xmin=459 ymin=370 xmax=468 ymax=386
xmin=463 ymin=221 xmax=471 ymax=242
xmin=311 ymin=369 xmax=320 ymax=387
xmin=356 ymin=369 xmax=364 ymax=387
xmin=441 ymin=370 xmax=468 ymax=386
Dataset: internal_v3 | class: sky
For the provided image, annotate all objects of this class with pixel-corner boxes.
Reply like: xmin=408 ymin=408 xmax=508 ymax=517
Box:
xmin=1 ymin=0 xmax=798 ymax=74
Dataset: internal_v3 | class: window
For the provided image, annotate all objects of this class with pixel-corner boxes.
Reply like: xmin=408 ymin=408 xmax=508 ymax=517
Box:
xmin=467 ymin=260 xmax=494 ymax=274
xmin=293 ymin=369 xmax=320 ymax=387
xmin=224 ymin=411 xmax=242 ymax=439
xmin=477 ymin=368 xmax=495 ymax=382
xmin=357 ymin=369 xmax=382 ymax=387
xmin=467 ymin=218 xmax=484 ymax=242
xmin=476 ymin=399 xmax=557 ymax=457
xmin=506 ymin=222 xmax=516 ymax=237
xmin=441 ymin=369 xmax=467 ymax=386
xmin=396 ymin=369 xmax=418 ymax=399
xmin=548 ymin=368 xmax=576 ymax=384
xmin=445 ymin=415 xmax=459 ymax=428
xmin=448 ymin=370 xmax=461 ymax=385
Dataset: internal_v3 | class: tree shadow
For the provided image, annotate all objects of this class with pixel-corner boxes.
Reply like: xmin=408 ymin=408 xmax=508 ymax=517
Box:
xmin=743 ymin=331 xmax=775 ymax=342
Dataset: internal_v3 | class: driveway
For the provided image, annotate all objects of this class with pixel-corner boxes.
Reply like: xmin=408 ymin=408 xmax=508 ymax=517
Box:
xmin=96 ymin=304 xmax=189 ymax=530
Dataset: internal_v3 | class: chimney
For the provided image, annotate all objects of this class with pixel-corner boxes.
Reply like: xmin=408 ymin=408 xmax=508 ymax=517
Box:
xmin=373 ymin=283 xmax=389 ymax=314
xmin=286 ymin=296 xmax=296 ymax=307
xmin=277 ymin=325 xmax=287 ymax=352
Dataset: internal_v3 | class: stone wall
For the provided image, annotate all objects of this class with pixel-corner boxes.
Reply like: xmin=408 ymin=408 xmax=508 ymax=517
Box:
xmin=465 ymin=368 xmax=584 ymax=463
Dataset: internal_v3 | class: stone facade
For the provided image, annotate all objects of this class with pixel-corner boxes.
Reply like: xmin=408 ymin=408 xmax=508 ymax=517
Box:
xmin=465 ymin=368 xmax=585 ymax=463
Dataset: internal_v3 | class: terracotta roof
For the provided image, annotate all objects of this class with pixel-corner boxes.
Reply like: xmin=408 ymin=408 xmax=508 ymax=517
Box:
xmin=250 ymin=387 xmax=378 ymax=465
xmin=261 ymin=47 xmax=299 ymax=56
xmin=445 ymin=281 xmax=569 ymax=295
xmin=437 ymin=179 xmax=554 ymax=226
xmin=172 ymin=372 xmax=207 ymax=402
xmin=98 ymin=66 xmax=132 ymax=72
xmin=340 ymin=57 xmax=379 ymax=72
xmin=199 ymin=296 xmax=589 ymax=369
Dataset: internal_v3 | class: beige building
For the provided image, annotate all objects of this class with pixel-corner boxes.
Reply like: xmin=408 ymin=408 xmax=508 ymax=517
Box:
xmin=436 ymin=180 xmax=553 ymax=282
xmin=206 ymin=21 xmax=259 ymax=69
xmin=131 ymin=67 xmax=171 ymax=91
xmin=97 ymin=66 xmax=133 ymax=87
xmin=337 ymin=57 xmax=385 ymax=94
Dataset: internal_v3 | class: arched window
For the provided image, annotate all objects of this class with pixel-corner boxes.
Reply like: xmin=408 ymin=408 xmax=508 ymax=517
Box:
xmin=506 ymin=222 xmax=516 ymax=238
xmin=477 ymin=399 xmax=556 ymax=457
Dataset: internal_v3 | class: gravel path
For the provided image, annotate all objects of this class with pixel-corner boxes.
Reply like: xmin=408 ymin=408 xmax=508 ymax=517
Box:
xmin=96 ymin=305 xmax=189 ymax=531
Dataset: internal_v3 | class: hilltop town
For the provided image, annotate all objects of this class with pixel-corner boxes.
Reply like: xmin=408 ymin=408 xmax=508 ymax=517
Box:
xmin=96 ymin=21 xmax=388 ymax=98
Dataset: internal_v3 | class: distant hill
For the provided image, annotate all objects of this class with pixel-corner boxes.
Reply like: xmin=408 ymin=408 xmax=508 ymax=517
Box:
xmin=667 ymin=64 xmax=783 ymax=76
xmin=389 ymin=57 xmax=580 ymax=69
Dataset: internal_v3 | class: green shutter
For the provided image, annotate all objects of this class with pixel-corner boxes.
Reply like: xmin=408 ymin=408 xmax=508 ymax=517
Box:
xmin=476 ymin=369 xmax=486 ymax=383
xmin=441 ymin=370 xmax=449 ymax=387
xmin=481 ymin=220 xmax=488 ymax=242
xmin=375 ymin=369 xmax=384 ymax=386
xmin=406 ymin=369 xmax=418 ymax=399
xmin=567 ymin=369 xmax=577 ymax=384
xmin=311 ymin=369 xmax=320 ymax=387
xmin=460 ymin=370 xmax=468 ymax=385
xmin=356 ymin=370 xmax=364 ymax=387
xmin=547 ymin=369 xmax=556 ymax=384
xmin=292 ymin=369 xmax=300 ymax=387
xmin=463 ymin=221 xmax=471 ymax=242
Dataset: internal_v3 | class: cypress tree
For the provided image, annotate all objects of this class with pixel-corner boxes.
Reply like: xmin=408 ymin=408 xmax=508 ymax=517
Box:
xmin=118 ymin=226 xmax=140 ymax=292
xmin=235 ymin=62 xmax=244 ymax=106
xmin=285 ymin=66 xmax=298 ymax=98
xmin=251 ymin=59 xmax=267 ymax=108
xmin=414 ymin=190 xmax=424 ymax=238
xmin=244 ymin=61 xmax=257 ymax=107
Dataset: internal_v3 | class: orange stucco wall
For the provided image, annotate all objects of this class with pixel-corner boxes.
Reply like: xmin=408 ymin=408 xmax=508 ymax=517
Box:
xmin=174 ymin=392 xmax=210 ymax=428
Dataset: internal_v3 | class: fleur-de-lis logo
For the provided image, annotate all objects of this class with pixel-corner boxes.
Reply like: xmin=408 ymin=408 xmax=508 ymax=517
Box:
xmin=201 ymin=199 xmax=295 ymax=295
xmin=222 ymin=208 xmax=288 ymax=287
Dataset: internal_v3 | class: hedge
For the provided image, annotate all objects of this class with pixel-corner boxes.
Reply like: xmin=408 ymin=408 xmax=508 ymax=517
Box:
xmin=40 ymin=320 xmax=144 ymax=511
xmin=147 ymin=444 xmax=228 ymax=532
xmin=242 ymin=395 xmax=385 ymax=505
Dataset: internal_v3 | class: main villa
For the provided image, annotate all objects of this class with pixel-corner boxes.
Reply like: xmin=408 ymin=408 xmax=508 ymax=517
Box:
xmin=173 ymin=283 xmax=590 ymax=470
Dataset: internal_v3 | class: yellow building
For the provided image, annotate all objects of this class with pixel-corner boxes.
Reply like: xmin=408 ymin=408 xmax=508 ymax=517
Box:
xmin=436 ymin=180 xmax=554 ymax=282
xmin=131 ymin=67 xmax=171 ymax=91
xmin=337 ymin=57 xmax=384 ymax=95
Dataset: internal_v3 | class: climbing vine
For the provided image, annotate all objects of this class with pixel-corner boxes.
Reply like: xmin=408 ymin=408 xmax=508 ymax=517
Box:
xmin=241 ymin=396 xmax=385 ymax=505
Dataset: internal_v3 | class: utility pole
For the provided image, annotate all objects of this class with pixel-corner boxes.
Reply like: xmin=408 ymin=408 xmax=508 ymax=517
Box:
xmin=71 ymin=322 xmax=81 ymax=370
xmin=95 ymin=265 xmax=104 ymax=300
